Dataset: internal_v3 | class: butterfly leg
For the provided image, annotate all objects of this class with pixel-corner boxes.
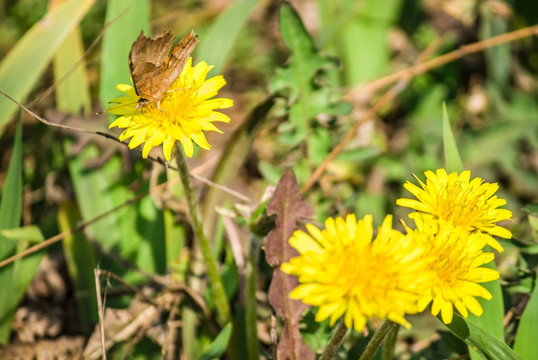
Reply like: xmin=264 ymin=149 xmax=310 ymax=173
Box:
xmin=156 ymin=100 xmax=174 ymax=117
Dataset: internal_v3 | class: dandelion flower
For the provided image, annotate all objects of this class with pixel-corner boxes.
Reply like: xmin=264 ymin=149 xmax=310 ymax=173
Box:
xmin=396 ymin=169 xmax=512 ymax=252
xmin=109 ymin=58 xmax=233 ymax=160
xmin=404 ymin=216 xmax=500 ymax=324
xmin=281 ymin=214 xmax=429 ymax=332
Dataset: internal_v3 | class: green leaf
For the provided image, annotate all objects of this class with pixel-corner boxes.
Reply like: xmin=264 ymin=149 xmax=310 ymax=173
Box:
xmin=0 ymin=116 xmax=23 ymax=259
xmin=523 ymin=204 xmax=538 ymax=217
xmin=442 ymin=102 xmax=463 ymax=173
xmin=0 ymin=118 xmax=44 ymax=343
xmin=334 ymin=0 xmax=403 ymax=85
xmin=65 ymin=143 xmax=165 ymax=280
xmin=1 ymin=227 xmax=43 ymax=244
xmin=197 ymin=323 xmax=233 ymax=360
xmin=57 ymin=202 xmax=97 ymax=324
xmin=467 ymin=252 xmax=505 ymax=360
xmin=271 ymin=1 xmax=348 ymax=145
xmin=53 ymin=26 xmax=91 ymax=114
xmin=197 ymin=0 xmax=258 ymax=74
xmin=443 ymin=313 xmax=521 ymax=360
xmin=0 ymin=226 xmax=44 ymax=344
xmin=513 ymin=274 xmax=538 ymax=359
xmin=0 ymin=0 xmax=95 ymax=136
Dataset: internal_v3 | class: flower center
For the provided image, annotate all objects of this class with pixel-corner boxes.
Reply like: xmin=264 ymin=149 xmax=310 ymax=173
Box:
xmin=434 ymin=182 xmax=488 ymax=228
xmin=426 ymin=231 xmax=473 ymax=288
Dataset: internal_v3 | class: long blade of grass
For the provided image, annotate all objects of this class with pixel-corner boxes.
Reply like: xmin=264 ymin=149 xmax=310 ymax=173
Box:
xmin=467 ymin=269 xmax=506 ymax=360
xmin=336 ymin=0 xmax=403 ymax=85
xmin=53 ymin=26 xmax=91 ymax=114
xmin=57 ymin=202 xmax=97 ymax=325
xmin=197 ymin=323 xmax=233 ymax=360
xmin=512 ymin=273 xmax=538 ymax=359
xmin=0 ymin=0 xmax=95 ymax=135
xmin=0 ymin=118 xmax=44 ymax=343
xmin=443 ymin=314 xmax=521 ymax=360
xmin=442 ymin=104 xmax=505 ymax=358
xmin=442 ymin=103 xmax=463 ymax=173
xmin=0 ymin=118 xmax=23 ymax=258
xmin=196 ymin=0 xmax=258 ymax=74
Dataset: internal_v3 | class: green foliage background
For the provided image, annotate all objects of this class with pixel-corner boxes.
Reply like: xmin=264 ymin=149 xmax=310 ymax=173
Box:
xmin=1 ymin=0 xmax=538 ymax=359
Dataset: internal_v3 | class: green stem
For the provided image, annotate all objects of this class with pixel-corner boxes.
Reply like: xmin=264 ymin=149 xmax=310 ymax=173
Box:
xmin=381 ymin=320 xmax=399 ymax=360
xmin=175 ymin=144 xmax=231 ymax=325
xmin=246 ymin=234 xmax=261 ymax=360
xmin=358 ymin=320 xmax=400 ymax=360
xmin=320 ymin=320 xmax=348 ymax=360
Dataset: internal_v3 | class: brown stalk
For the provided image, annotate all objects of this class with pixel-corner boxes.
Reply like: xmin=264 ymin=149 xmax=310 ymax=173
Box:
xmin=94 ymin=268 xmax=108 ymax=360
xmin=353 ymin=24 xmax=538 ymax=96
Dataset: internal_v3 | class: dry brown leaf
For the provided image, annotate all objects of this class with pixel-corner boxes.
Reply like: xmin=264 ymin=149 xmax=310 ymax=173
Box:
xmin=264 ymin=171 xmax=315 ymax=360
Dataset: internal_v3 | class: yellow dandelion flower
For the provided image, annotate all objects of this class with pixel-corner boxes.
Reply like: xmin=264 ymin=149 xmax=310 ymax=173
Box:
xmin=109 ymin=58 xmax=233 ymax=160
xmin=281 ymin=214 xmax=430 ymax=332
xmin=396 ymin=169 xmax=512 ymax=252
xmin=404 ymin=216 xmax=500 ymax=324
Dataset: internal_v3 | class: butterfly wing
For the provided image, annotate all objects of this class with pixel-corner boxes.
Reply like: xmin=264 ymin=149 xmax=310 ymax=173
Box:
xmin=155 ymin=31 xmax=199 ymax=95
xmin=129 ymin=30 xmax=175 ymax=102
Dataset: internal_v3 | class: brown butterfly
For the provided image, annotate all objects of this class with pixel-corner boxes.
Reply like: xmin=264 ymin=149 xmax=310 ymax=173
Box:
xmin=128 ymin=30 xmax=199 ymax=107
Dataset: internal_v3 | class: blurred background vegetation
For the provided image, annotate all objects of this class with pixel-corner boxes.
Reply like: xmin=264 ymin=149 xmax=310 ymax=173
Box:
xmin=1 ymin=0 xmax=538 ymax=358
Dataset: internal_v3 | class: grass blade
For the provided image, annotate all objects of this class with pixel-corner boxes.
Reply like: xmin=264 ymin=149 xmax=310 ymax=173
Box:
xmin=0 ymin=119 xmax=44 ymax=343
xmin=442 ymin=102 xmax=463 ymax=173
xmin=196 ymin=0 xmax=258 ymax=74
xmin=443 ymin=313 xmax=520 ymax=360
xmin=53 ymin=26 xmax=91 ymax=114
xmin=513 ymin=274 xmax=538 ymax=359
xmin=0 ymin=0 xmax=95 ymax=135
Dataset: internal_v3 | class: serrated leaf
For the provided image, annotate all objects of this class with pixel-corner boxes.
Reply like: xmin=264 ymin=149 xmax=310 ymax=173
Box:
xmin=264 ymin=172 xmax=314 ymax=265
xmin=271 ymin=1 xmax=348 ymax=146
xmin=443 ymin=313 xmax=521 ymax=360
xmin=197 ymin=323 xmax=233 ymax=360
xmin=264 ymin=172 xmax=315 ymax=360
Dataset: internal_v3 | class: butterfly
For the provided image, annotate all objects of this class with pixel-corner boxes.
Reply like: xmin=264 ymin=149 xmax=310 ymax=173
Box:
xmin=128 ymin=30 xmax=199 ymax=108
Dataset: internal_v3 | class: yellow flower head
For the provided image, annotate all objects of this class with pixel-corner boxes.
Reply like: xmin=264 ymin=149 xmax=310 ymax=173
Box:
xmin=109 ymin=58 xmax=233 ymax=160
xmin=404 ymin=216 xmax=499 ymax=324
xmin=281 ymin=214 xmax=430 ymax=332
xmin=396 ymin=169 xmax=512 ymax=252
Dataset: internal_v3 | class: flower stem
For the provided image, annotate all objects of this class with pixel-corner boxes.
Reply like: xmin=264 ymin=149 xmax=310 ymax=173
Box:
xmin=320 ymin=320 xmax=348 ymax=360
xmin=246 ymin=234 xmax=261 ymax=360
xmin=359 ymin=320 xmax=400 ymax=360
xmin=381 ymin=319 xmax=399 ymax=360
xmin=175 ymin=144 xmax=231 ymax=325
